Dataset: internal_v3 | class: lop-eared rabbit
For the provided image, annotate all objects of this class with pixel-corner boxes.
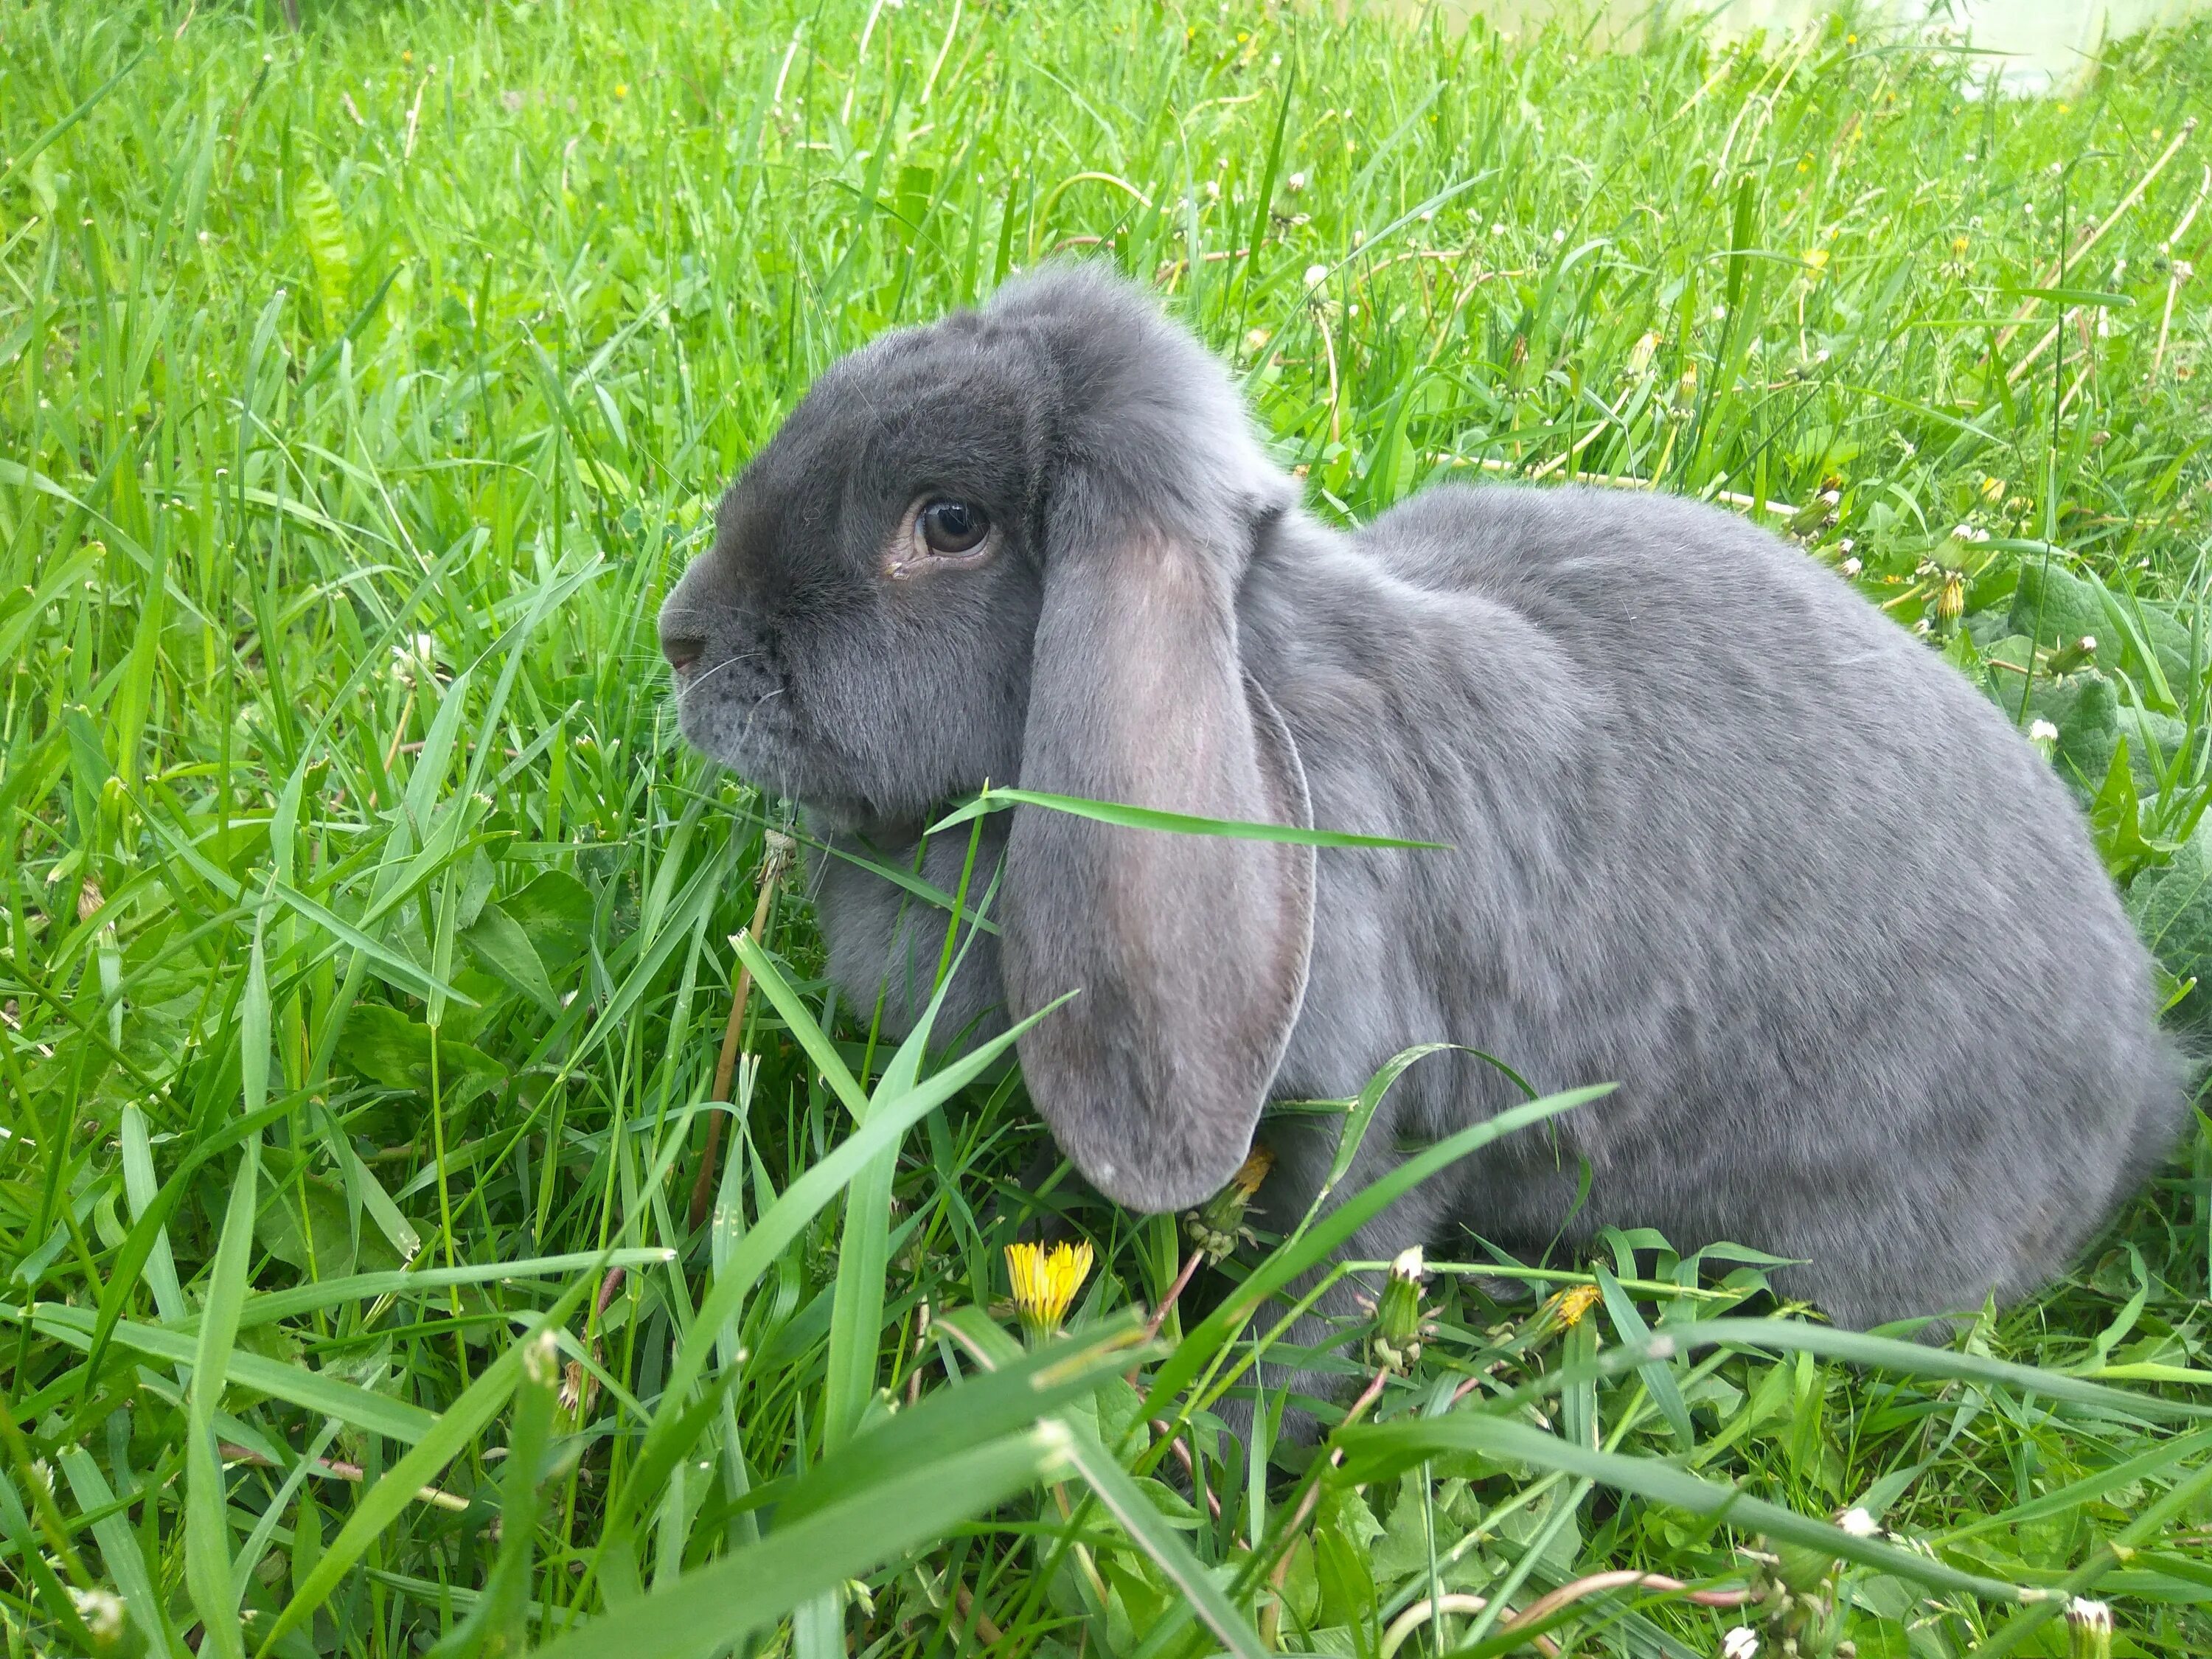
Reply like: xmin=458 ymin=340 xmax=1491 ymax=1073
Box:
xmin=661 ymin=266 xmax=2183 ymax=1362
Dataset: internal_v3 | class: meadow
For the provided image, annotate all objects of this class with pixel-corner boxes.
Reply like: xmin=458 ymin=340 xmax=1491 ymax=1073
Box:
xmin=4 ymin=1 xmax=2212 ymax=1655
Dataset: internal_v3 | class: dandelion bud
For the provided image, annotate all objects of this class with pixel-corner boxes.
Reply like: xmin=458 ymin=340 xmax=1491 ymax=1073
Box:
xmin=558 ymin=1359 xmax=599 ymax=1422
xmin=1303 ymin=263 xmax=1329 ymax=291
xmin=1006 ymin=1239 xmax=1093 ymax=1345
xmin=1721 ymin=1629 xmax=1759 ymax=1659
xmin=1935 ymin=568 xmax=1965 ymax=629
xmin=2067 ymin=1599 xmax=2112 ymax=1659
xmin=1840 ymin=557 xmax=1863 ymax=578
xmin=759 ymin=827 xmax=797 ymax=884
xmin=2029 ymin=718 xmax=2059 ymax=759
xmin=2048 ymin=636 xmax=2098 ymax=674
xmin=1285 ymin=170 xmax=1307 ymax=192
xmin=1183 ymin=1144 xmax=1274 ymax=1263
xmin=1627 ymin=330 xmax=1660 ymax=376
xmin=1369 ymin=1245 xmax=1427 ymax=1372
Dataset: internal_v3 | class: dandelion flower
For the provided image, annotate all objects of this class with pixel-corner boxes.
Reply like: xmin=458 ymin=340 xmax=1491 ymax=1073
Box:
xmin=1801 ymin=247 xmax=1829 ymax=271
xmin=1539 ymin=1280 xmax=1603 ymax=1332
xmin=1006 ymin=1239 xmax=1093 ymax=1343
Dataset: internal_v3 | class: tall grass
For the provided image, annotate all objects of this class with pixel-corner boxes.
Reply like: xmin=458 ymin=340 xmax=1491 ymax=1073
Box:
xmin=3 ymin=1 xmax=2211 ymax=1655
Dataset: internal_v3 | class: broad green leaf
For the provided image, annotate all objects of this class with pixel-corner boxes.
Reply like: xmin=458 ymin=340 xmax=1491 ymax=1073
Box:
xmin=461 ymin=900 xmax=562 ymax=1012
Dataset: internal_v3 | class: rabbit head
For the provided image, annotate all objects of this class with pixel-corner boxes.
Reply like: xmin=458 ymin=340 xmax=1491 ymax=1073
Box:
xmin=661 ymin=268 xmax=1316 ymax=1211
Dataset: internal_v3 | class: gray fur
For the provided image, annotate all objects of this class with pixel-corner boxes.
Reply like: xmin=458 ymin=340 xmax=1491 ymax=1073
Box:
xmin=661 ymin=265 xmax=2187 ymax=1338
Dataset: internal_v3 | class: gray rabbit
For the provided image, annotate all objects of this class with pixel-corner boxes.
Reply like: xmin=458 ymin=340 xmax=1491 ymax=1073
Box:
xmin=660 ymin=265 xmax=2185 ymax=1347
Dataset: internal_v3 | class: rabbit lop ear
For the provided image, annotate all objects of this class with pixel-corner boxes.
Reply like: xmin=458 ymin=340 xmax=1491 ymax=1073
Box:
xmin=994 ymin=271 xmax=1315 ymax=1214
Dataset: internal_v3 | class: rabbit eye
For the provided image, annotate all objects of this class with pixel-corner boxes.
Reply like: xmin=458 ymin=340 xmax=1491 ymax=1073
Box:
xmin=918 ymin=499 xmax=989 ymax=555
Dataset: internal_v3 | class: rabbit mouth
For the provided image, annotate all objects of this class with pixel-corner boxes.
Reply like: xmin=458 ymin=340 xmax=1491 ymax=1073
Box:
xmin=674 ymin=652 xmax=811 ymax=793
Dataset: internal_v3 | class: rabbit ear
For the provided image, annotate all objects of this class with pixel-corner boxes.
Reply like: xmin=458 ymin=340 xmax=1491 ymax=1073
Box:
xmin=1000 ymin=445 xmax=1316 ymax=1215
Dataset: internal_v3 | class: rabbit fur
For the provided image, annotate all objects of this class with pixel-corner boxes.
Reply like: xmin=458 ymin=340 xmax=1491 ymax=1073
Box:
xmin=660 ymin=264 xmax=2186 ymax=1354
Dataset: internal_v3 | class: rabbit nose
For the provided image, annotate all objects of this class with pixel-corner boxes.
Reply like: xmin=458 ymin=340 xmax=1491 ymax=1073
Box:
xmin=661 ymin=630 xmax=706 ymax=672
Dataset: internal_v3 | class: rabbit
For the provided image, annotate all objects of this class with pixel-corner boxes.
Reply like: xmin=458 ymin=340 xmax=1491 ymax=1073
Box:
xmin=658 ymin=263 xmax=2188 ymax=1379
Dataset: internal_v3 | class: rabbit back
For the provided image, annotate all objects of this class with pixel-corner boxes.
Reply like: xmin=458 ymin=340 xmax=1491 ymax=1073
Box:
xmin=1242 ymin=482 xmax=2186 ymax=1325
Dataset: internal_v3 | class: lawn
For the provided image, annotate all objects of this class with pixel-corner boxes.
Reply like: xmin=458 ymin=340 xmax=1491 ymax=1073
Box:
xmin=4 ymin=1 xmax=2212 ymax=1655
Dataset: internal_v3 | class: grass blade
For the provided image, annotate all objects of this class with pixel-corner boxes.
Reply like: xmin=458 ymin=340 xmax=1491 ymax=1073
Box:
xmin=185 ymin=1133 xmax=260 ymax=1659
xmin=529 ymin=1427 xmax=1071 ymax=1659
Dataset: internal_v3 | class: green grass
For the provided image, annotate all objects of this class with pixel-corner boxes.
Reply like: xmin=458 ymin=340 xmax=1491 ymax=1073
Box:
xmin=4 ymin=1 xmax=2212 ymax=1655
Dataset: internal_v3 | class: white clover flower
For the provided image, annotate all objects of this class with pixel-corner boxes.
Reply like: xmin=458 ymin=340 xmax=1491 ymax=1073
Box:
xmin=71 ymin=1588 xmax=125 ymax=1645
xmin=1551 ymin=226 xmax=1566 ymax=244
xmin=1491 ymin=221 xmax=1508 ymax=237
xmin=1837 ymin=1506 xmax=1880 ymax=1537
xmin=1303 ymin=263 xmax=1329 ymax=291
xmin=1722 ymin=1628 xmax=1759 ymax=1659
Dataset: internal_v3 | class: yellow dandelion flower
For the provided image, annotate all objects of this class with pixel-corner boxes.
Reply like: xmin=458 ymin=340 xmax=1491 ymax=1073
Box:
xmin=1006 ymin=1239 xmax=1093 ymax=1343
xmin=1801 ymin=248 xmax=1829 ymax=272
xmin=1980 ymin=474 xmax=2005 ymax=501
xmin=616 ymin=83 xmax=629 ymax=99
xmin=1952 ymin=235 xmax=1971 ymax=256
xmin=1540 ymin=1281 xmax=1604 ymax=1332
